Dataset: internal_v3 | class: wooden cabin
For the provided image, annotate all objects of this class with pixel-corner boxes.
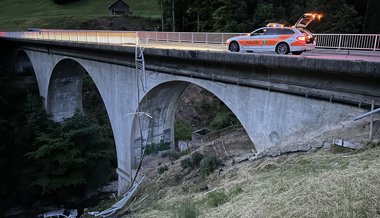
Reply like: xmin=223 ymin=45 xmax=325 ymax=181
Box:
xmin=108 ymin=0 xmax=130 ymax=16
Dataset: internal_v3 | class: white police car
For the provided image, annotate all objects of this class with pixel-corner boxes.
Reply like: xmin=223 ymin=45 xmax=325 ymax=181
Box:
xmin=227 ymin=13 xmax=321 ymax=55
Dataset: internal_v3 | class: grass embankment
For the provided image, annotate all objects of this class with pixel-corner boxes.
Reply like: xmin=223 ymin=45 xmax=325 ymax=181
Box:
xmin=0 ymin=0 xmax=160 ymax=31
xmin=122 ymin=144 xmax=380 ymax=218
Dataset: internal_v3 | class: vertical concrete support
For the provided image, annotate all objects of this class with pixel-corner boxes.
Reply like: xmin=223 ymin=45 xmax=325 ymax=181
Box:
xmin=24 ymin=50 xmax=57 ymax=108
xmin=78 ymin=60 xmax=139 ymax=195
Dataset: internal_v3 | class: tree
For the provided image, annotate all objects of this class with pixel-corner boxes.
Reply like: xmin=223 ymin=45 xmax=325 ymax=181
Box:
xmin=212 ymin=0 xmax=251 ymax=32
xmin=26 ymin=112 xmax=115 ymax=200
xmin=328 ymin=3 xmax=362 ymax=33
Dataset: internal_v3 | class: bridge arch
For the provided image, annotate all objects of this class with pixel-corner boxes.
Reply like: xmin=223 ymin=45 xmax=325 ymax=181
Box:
xmin=14 ymin=49 xmax=35 ymax=76
xmin=130 ymin=80 xmax=257 ymax=168
xmin=47 ymin=58 xmax=88 ymax=121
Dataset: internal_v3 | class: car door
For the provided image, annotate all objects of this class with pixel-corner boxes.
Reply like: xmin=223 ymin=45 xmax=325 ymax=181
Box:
xmin=238 ymin=28 xmax=266 ymax=51
xmin=261 ymin=28 xmax=279 ymax=52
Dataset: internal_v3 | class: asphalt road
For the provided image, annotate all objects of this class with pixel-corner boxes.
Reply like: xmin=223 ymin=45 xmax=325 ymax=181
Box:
xmin=136 ymin=41 xmax=380 ymax=63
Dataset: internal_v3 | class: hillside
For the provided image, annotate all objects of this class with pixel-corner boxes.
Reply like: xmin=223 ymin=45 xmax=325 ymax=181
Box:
xmin=111 ymin=134 xmax=380 ymax=218
xmin=0 ymin=0 xmax=160 ymax=31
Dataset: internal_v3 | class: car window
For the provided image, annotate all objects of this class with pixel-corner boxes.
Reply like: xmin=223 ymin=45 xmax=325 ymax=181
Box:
xmin=264 ymin=28 xmax=278 ymax=35
xmin=251 ymin=28 xmax=266 ymax=36
xmin=277 ymin=29 xmax=295 ymax=35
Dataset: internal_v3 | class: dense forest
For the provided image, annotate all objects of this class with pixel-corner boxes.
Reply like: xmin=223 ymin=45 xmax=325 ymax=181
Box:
xmin=159 ymin=0 xmax=379 ymax=33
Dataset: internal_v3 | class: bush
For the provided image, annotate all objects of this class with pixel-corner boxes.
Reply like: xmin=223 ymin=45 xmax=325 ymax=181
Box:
xmin=175 ymin=118 xmax=192 ymax=142
xmin=191 ymin=152 xmax=204 ymax=168
xmin=207 ymin=190 xmax=228 ymax=207
xmin=181 ymin=157 xmax=193 ymax=169
xmin=199 ymin=156 xmax=219 ymax=178
xmin=158 ymin=165 xmax=169 ymax=174
xmin=144 ymin=142 xmax=171 ymax=155
xmin=180 ymin=152 xmax=205 ymax=169
xmin=173 ymin=199 xmax=199 ymax=218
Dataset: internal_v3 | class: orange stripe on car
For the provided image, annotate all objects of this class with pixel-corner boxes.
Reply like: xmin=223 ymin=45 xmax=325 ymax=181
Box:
xmin=290 ymin=41 xmax=306 ymax=46
xmin=238 ymin=40 xmax=262 ymax=46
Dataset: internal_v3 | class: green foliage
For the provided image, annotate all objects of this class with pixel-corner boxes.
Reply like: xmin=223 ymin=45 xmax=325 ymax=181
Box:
xmin=174 ymin=117 xmax=192 ymax=142
xmin=158 ymin=165 xmax=169 ymax=174
xmin=157 ymin=0 xmax=367 ymax=33
xmin=211 ymin=0 xmax=251 ymax=32
xmin=208 ymin=101 xmax=238 ymax=130
xmin=26 ymin=113 xmax=115 ymax=196
xmin=328 ymin=3 xmax=362 ymax=33
xmin=172 ymin=199 xmax=199 ymax=218
xmin=199 ymin=156 xmax=219 ymax=178
xmin=180 ymin=152 xmax=205 ymax=169
xmin=144 ymin=142 xmax=171 ymax=155
xmin=52 ymin=0 xmax=79 ymax=5
xmin=206 ymin=190 xmax=228 ymax=207
xmin=229 ymin=186 xmax=243 ymax=198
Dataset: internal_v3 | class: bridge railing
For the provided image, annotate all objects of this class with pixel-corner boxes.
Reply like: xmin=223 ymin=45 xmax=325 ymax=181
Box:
xmin=1 ymin=30 xmax=137 ymax=44
xmin=136 ymin=31 xmax=247 ymax=44
xmin=314 ymin=34 xmax=380 ymax=51
xmin=1 ymin=30 xmax=380 ymax=51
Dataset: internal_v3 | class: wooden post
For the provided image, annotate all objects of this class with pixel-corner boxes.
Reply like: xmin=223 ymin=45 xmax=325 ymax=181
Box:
xmin=370 ymin=99 xmax=375 ymax=140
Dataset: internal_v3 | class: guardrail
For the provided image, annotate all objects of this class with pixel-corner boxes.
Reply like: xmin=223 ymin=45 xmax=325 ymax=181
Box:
xmin=315 ymin=34 xmax=380 ymax=51
xmin=1 ymin=30 xmax=379 ymax=51
xmin=1 ymin=30 xmax=137 ymax=44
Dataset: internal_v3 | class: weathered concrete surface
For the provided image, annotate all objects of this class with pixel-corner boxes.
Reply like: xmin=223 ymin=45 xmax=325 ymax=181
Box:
xmin=3 ymin=38 xmax=379 ymax=195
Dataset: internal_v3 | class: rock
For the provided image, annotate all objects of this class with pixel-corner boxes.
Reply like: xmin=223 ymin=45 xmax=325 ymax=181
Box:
xmin=268 ymin=147 xmax=281 ymax=157
xmin=310 ymin=141 xmax=323 ymax=149
xmin=297 ymin=143 xmax=311 ymax=152
xmin=288 ymin=143 xmax=298 ymax=152
xmin=342 ymin=139 xmax=365 ymax=149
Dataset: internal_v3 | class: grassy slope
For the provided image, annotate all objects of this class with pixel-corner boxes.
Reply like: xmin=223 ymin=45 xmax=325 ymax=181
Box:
xmin=0 ymin=0 xmax=160 ymax=31
xmin=119 ymin=144 xmax=380 ymax=218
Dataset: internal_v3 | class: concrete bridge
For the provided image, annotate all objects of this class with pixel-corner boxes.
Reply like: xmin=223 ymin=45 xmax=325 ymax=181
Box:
xmin=1 ymin=34 xmax=379 ymax=194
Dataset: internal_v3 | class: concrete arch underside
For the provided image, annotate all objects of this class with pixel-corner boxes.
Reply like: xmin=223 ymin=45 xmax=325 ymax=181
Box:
xmin=138 ymin=69 xmax=367 ymax=156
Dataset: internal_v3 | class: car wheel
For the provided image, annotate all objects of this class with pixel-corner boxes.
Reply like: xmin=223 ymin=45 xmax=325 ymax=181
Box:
xmin=229 ymin=41 xmax=240 ymax=52
xmin=276 ymin=42 xmax=289 ymax=54
xmin=292 ymin=51 xmax=303 ymax=55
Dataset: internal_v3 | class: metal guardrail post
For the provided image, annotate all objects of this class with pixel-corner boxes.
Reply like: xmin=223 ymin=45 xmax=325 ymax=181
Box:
xmin=191 ymin=32 xmax=194 ymax=43
xmin=374 ymin=35 xmax=378 ymax=51
xmin=206 ymin=34 xmax=208 ymax=44
xmin=338 ymin=35 xmax=342 ymax=50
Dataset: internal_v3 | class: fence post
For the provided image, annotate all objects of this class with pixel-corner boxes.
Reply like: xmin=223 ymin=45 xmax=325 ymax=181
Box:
xmin=206 ymin=33 xmax=208 ymax=44
xmin=374 ymin=35 xmax=378 ymax=51
xmin=338 ymin=35 xmax=342 ymax=50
